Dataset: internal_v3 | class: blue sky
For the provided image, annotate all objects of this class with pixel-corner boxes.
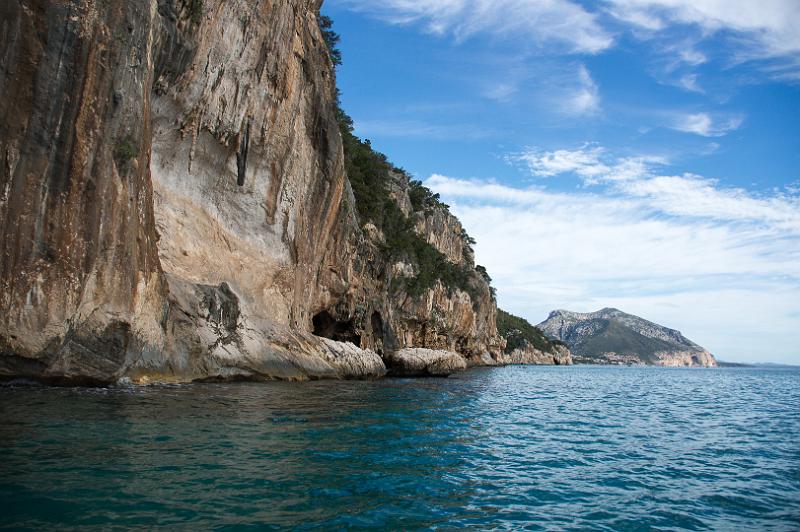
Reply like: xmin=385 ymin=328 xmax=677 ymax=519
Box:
xmin=322 ymin=0 xmax=800 ymax=363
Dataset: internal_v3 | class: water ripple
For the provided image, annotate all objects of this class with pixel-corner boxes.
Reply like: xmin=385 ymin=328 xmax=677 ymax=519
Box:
xmin=1 ymin=366 xmax=799 ymax=530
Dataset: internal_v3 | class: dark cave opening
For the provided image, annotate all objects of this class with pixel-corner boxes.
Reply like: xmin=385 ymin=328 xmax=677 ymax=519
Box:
xmin=371 ymin=311 xmax=384 ymax=355
xmin=312 ymin=310 xmax=361 ymax=346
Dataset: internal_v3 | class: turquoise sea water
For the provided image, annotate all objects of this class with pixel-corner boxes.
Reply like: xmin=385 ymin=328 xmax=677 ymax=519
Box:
xmin=1 ymin=366 xmax=799 ymax=530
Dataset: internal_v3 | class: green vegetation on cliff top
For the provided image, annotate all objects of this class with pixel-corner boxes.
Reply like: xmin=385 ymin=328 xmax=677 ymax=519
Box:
xmin=321 ymin=15 xmax=495 ymax=302
xmin=497 ymin=309 xmax=565 ymax=354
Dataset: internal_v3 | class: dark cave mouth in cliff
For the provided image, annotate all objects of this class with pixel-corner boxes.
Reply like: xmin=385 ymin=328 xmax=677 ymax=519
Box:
xmin=371 ymin=311 xmax=384 ymax=355
xmin=312 ymin=311 xmax=361 ymax=346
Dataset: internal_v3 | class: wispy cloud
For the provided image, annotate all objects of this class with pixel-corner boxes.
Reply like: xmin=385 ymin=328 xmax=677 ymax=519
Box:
xmin=670 ymin=112 xmax=744 ymax=136
xmin=354 ymin=119 xmax=494 ymax=140
xmin=560 ymin=65 xmax=601 ymax=116
xmin=424 ymin=163 xmax=800 ymax=362
xmin=337 ymin=0 xmax=614 ymax=53
xmin=670 ymin=41 xmax=708 ymax=68
xmin=509 ymin=144 xmax=664 ymax=184
xmin=676 ymin=73 xmax=703 ymax=93
xmin=606 ymin=0 xmax=800 ymax=58
xmin=606 ymin=0 xmax=800 ymax=79
xmin=622 ymin=174 xmax=800 ymax=230
xmin=483 ymin=82 xmax=518 ymax=102
xmin=511 ymin=144 xmax=608 ymax=178
xmin=508 ymin=144 xmax=800 ymax=230
xmin=606 ymin=4 xmax=665 ymax=31
xmin=337 ymin=0 xmax=800 ymax=78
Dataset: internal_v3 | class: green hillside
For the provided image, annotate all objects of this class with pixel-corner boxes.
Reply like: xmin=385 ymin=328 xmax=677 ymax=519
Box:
xmin=574 ymin=319 xmax=682 ymax=364
xmin=497 ymin=309 xmax=565 ymax=354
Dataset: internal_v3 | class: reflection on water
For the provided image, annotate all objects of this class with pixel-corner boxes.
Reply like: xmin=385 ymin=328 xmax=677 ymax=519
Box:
xmin=1 ymin=366 xmax=799 ymax=529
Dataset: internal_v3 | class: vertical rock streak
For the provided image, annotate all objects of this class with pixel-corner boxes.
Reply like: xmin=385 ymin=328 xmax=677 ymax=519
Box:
xmin=0 ymin=0 xmax=517 ymax=383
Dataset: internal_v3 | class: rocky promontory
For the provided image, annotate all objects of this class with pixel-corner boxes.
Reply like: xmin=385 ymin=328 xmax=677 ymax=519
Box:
xmin=538 ymin=308 xmax=717 ymax=367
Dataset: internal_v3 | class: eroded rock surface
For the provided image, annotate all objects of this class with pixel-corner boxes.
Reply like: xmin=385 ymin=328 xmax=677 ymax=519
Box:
xmin=499 ymin=344 xmax=573 ymax=366
xmin=0 ymin=0 xmax=167 ymax=384
xmin=385 ymin=348 xmax=467 ymax=377
xmin=495 ymin=308 xmax=573 ymax=366
xmin=0 ymin=0 xmax=506 ymax=383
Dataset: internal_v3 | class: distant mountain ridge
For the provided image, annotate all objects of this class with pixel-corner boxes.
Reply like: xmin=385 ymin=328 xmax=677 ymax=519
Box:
xmin=538 ymin=308 xmax=717 ymax=367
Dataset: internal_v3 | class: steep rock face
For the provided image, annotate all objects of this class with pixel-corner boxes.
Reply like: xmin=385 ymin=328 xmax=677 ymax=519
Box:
xmin=0 ymin=0 xmax=167 ymax=383
xmin=0 ymin=0 xmax=503 ymax=383
xmin=313 ymin=169 xmax=503 ymax=370
xmin=363 ymin=170 xmax=501 ymax=362
xmin=151 ymin=0 xmax=345 ymax=330
xmin=538 ymin=308 xmax=717 ymax=367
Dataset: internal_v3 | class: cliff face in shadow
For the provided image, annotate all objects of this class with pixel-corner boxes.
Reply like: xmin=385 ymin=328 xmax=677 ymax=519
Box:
xmin=0 ymin=0 xmax=505 ymax=384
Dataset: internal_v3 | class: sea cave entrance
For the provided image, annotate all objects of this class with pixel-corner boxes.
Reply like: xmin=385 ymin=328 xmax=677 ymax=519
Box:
xmin=312 ymin=310 xmax=361 ymax=346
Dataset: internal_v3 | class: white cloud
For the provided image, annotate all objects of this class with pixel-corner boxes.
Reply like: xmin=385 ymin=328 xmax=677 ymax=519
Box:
xmin=607 ymin=5 xmax=666 ymax=31
xmin=509 ymin=144 xmax=800 ymax=230
xmin=607 ymin=0 xmax=800 ymax=53
xmin=338 ymin=0 xmax=614 ymax=53
xmin=483 ymin=82 xmax=518 ymax=102
xmin=424 ymin=170 xmax=800 ymax=363
xmin=674 ymin=44 xmax=708 ymax=67
xmin=672 ymin=112 xmax=712 ymax=135
xmin=510 ymin=145 xmax=664 ymax=183
xmin=335 ymin=0 xmax=800 ymax=83
xmin=677 ymin=73 xmax=703 ymax=92
xmin=512 ymin=145 xmax=607 ymax=178
xmin=560 ymin=65 xmax=601 ymax=116
xmin=620 ymin=174 xmax=800 ymax=230
xmin=670 ymin=112 xmax=743 ymax=136
xmin=338 ymin=0 xmax=800 ymax=62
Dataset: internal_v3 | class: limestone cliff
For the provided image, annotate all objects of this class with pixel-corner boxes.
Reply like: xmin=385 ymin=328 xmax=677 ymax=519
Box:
xmin=0 ymin=0 xmax=504 ymax=384
xmin=1 ymin=0 xmax=167 ymax=383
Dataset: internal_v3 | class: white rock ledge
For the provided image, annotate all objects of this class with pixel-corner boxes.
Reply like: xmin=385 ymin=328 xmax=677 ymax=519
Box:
xmin=385 ymin=348 xmax=467 ymax=377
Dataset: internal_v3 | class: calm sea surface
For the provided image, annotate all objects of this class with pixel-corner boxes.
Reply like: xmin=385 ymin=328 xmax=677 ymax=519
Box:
xmin=1 ymin=366 xmax=798 ymax=530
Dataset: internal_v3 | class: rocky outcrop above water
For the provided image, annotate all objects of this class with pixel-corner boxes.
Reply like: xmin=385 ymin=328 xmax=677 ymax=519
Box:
xmin=538 ymin=308 xmax=717 ymax=367
xmin=384 ymin=348 xmax=467 ymax=377
xmin=498 ymin=344 xmax=573 ymax=366
xmin=0 ymin=0 xmax=503 ymax=384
